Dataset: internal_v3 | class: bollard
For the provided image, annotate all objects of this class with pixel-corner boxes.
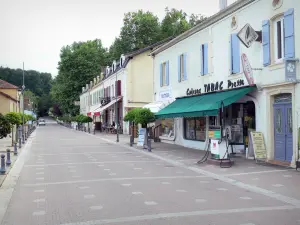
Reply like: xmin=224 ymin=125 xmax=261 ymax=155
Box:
xmin=22 ymin=134 xmax=25 ymax=144
xmin=19 ymin=137 xmax=22 ymax=148
xmin=130 ymin=135 xmax=134 ymax=147
xmin=14 ymin=143 xmax=18 ymax=155
xmin=6 ymin=149 xmax=11 ymax=166
xmin=0 ymin=154 xmax=5 ymax=174
xmin=147 ymin=138 xmax=152 ymax=152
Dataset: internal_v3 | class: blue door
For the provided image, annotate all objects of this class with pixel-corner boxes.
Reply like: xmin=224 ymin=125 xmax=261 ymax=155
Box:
xmin=273 ymin=103 xmax=293 ymax=162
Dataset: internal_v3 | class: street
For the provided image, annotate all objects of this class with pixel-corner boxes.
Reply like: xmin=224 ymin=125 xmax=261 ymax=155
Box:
xmin=1 ymin=122 xmax=300 ymax=225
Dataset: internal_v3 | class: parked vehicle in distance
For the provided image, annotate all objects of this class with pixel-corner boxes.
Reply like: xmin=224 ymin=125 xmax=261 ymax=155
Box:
xmin=39 ymin=119 xmax=46 ymax=126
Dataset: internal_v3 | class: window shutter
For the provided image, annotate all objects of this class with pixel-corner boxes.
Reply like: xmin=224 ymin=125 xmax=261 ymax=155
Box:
xmin=160 ymin=63 xmax=163 ymax=87
xmin=231 ymin=33 xmax=240 ymax=73
xmin=166 ymin=61 xmax=169 ymax=86
xmin=117 ymin=80 xmax=121 ymax=96
xmin=262 ymin=20 xmax=271 ymax=66
xmin=203 ymin=43 xmax=208 ymax=75
xmin=178 ymin=55 xmax=181 ymax=82
xmin=115 ymin=81 xmax=117 ymax=96
xmin=200 ymin=45 xmax=203 ymax=75
xmin=183 ymin=53 xmax=187 ymax=80
xmin=284 ymin=8 xmax=295 ymax=59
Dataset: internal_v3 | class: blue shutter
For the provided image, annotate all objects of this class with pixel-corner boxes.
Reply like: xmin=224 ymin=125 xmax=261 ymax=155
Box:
xmin=178 ymin=55 xmax=181 ymax=82
xmin=262 ymin=20 xmax=271 ymax=66
xmin=183 ymin=53 xmax=187 ymax=80
xmin=231 ymin=33 xmax=240 ymax=73
xmin=160 ymin=63 xmax=163 ymax=87
xmin=203 ymin=43 xmax=208 ymax=75
xmin=200 ymin=45 xmax=203 ymax=75
xmin=166 ymin=61 xmax=169 ymax=86
xmin=284 ymin=8 xmax=295 ymax=59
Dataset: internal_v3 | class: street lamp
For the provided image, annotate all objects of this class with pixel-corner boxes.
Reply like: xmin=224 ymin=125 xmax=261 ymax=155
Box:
xmin=21 ymin=62 xmax=25 ymax=144
xmin=115 ymin=75 xmax=119 ymax=143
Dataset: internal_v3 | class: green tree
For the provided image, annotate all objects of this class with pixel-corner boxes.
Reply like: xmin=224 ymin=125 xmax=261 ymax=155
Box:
xmin=51 ymin=39 xmax=107 ymax=115
xmin=0 ymin=113 xmax=11 ymax=139
xmin=5 ymin=112 xmax=22 ymax=145
xmin=189 ymin=13 xmax=207 ymax=27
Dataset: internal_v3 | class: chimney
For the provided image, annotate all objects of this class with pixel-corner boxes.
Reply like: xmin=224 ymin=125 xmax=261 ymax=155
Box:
xmin=219 ymin=0 xmax=227 ymax=10
xmin=82 ymin=87 xmax=85 ymax=93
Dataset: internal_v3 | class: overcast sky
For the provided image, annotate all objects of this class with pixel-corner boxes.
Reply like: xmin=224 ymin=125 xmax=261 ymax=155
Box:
xmin=0 ymin=0 xmax=236 ymax=77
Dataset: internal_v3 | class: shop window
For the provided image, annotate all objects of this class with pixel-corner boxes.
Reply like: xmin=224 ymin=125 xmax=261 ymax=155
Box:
xmin=160 ymin=119 xmax=174 ymax=138
xmin=184 ymin=117 xmax=206 ymax=141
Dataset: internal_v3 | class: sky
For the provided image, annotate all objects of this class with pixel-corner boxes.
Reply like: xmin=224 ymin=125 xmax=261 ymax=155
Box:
xmin=0 ymin=0 xmax=235 ymax=77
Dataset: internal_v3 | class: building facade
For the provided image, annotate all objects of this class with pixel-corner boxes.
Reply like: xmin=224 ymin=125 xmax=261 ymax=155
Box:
xmin=79 ymin=40 xmax=171 ymax=134
xmin=151 ymin=0 xmax=299 ymax=167
xmin=0 ymin=79 xmax=19 ymax=114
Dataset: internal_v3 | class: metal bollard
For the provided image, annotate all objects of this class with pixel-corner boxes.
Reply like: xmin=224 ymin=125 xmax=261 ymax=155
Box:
xmin=19 ymin=137 xmax=22 ymax=148
xmin=22 ymin=134 xmax=25 ymax=144
xmin=0 ymin=154 xmax=5 ymax=174
xmin=130 ymin=135 xmax=134 ymax=147
xmin=14 ymin=143 xmax=18 ymax=155
xmin=147 ymin=138 xmax=152 ymax=152
xmin=6 ymin=149 xmax=11 ymax=166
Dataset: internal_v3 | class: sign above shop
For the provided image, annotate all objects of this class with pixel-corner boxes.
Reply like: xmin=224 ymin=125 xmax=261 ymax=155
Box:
xmin=237 ymin=24 xmax=259 ymax=48
xmin=158 ymin=89 xmax=172 ymax=101
xmin=186 ymin=79 xmax=245 ymax=96
xmin=241 ymin=54 xmax=255 ymax=86
xmin=285 ymin=58 xmax=298 ymax=82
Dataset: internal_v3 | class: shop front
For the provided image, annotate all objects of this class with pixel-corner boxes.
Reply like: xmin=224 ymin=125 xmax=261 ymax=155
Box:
xmin=155 ymin=85 xmax=258 ymax=156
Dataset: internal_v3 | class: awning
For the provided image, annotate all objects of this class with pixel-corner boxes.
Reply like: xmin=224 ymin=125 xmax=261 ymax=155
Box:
xmin=143 ymin=100 xmax=174 ymax=113
xmin=94 ymin=112 xmax=100 ymax=116
xmin=93 ymin=96 xmax=122 ymax=113
xmin=155 ymin=86 xmax=255 ymax=119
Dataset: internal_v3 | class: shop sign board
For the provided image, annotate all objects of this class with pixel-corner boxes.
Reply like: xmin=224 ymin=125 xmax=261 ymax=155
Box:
xmin=210 ymin=139 xmax=219 ymax=156
xmin=241 ymin=53 xmax=255 ymax=86
xmin=237 ymin=23 xmax=258 ymax=48
xmin=159 ymin=89 xmax=172 ymax=101
xmin=285 ymin=59 xmax=297 ymax=82
xmin=137 ymin=128 xmax=146 ymax=146
xmin=250 ymin=131 xmax=267 ymax=161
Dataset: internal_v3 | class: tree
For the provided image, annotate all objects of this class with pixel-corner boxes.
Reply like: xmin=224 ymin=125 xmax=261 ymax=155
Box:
xmin=5 ymin=112 xmax=21 ymax=145
xmin=189 ymin=13 xmax=207 ymax=27
xmin=119 ymin=10 xmax=161 ymax=53
xmin=0 ymin=113 xmax=11 ymax=139
xmin=51 ymin=39 xmax=107 ymax=115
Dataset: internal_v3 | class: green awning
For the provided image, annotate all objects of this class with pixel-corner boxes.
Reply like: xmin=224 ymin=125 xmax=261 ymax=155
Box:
xmin=155 ymin=86 xmax=255 ymax=119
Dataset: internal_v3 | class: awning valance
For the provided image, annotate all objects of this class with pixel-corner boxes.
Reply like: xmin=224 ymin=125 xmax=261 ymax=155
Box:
xmin=93 ymin=96 xmax=122 ymax=113
xmin=143 ymin=100 xmax=174 ymax=113
xmin=155 ymin=86 xmax=255 ymax=119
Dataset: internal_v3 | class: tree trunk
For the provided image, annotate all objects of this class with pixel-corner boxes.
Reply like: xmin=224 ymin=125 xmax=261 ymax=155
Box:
xmin=11 ymin=126 xmax=14 ymax=146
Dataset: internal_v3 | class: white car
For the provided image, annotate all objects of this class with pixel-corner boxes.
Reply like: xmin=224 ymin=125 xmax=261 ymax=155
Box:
xmin=39 ymin=119 xmax=46 ymax=126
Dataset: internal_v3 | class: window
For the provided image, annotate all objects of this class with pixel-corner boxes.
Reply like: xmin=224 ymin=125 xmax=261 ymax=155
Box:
xmin=160 ymin=61 xmax=169 ymax=87
xmin=230 ymin=33 xmax=240 ymax=74
xmin=180 ymin=54 xmax=184 ymax=81
xmin=162 ymin=62 xmax=166 ymax=86
xmin=273 ymin=17 xmax=284 ymax=62
xmin=112 ymin=85 xmax=114 ymax=97
xmin=160 ymin=119 xmax=174 ymax=138
xmin=201 ymin=44 xmax=208 ymax=75
xmin=184 ymin=117 xmax=206 ymax=141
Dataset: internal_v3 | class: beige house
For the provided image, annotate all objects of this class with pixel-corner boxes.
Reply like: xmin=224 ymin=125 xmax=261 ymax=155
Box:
xmin=80 ymin=38 xmax=172 ymax=134
xmin=0 ymin=79 xmax=19 ymax=115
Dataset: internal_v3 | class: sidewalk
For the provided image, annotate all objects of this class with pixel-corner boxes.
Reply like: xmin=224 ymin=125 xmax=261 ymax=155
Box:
xmin=89 ymin=131 xmax=300 ymax=201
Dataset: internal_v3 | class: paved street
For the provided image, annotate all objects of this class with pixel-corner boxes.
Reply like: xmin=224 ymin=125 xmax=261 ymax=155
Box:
xmin=1 ymin=123 xmax=300 ymax=225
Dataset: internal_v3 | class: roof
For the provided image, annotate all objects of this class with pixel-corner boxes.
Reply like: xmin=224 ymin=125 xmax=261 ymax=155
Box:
xmin=151 ymin=0 xmax=255 ymax=56
xmin=0 ymin=79 xmax=18 ymax=89
xmin=0 ymin=90 xmax=18 ymax=102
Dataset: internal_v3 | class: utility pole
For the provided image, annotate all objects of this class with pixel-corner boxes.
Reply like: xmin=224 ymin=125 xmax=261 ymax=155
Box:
xmin=22 ymin=62 xmax=25 ymax=144
xmin=115 ymin=74 xmax=119 ymax=142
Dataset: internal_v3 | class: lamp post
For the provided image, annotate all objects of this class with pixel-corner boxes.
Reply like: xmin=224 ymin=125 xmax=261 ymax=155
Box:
xmin=115 ymin=75 xmax=119 ymax=143
xmin=21 ymin=62 xmax=25 ymax=144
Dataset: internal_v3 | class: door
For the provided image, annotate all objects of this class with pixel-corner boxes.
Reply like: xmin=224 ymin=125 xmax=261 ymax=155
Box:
xmin=273 ymin=103 xmax=293 ymax=162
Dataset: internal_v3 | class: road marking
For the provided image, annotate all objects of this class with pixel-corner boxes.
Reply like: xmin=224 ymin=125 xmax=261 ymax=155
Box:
xmin=22 ymin=175 xmax=207 ymax=187
xmin=226 ymin=169 xmax=290 ymax=177
xmin=176 ymin=190 xmax=187 ymax=193
xmin=34 ymin=189 xmax=45 ymax=193
xmin=109 ymin=173 xmax=116 ymax=176
xmin=34 ymin=151 xmax=132 ymax=156
xmin=98 ymin=165 xmax=104 ymax=167
xmin=90 ymin=205 xmax=103 ymax=210
xmin=36 ymin=177 xmax=44 ymax=180
xmin=121 ymin=184 xmax=132 ymax=187
xmin=239 ymin=197 xmax=252 ymax=200
xmin=272 ymin=184 xmax=284 ymax=187
xmin=199 ymin=181 xmax=209 ymax=183
xmin=195 ymin=199 xmax=207 ymax=203
xmin=104 ymin=169 xmax=111 ymax=171
xmin=72 ymin=175 xmax=81 ymax=178
xmin=69 ymin=170 xmax=76 ymax=173
xmin=132 ymin=192 xmax=143 ymax=195
xmin=32 ymin=211 xmax=45 ymax=216
xmin=283 ymin=175 xmax=292 ymax=178
xmin=78 ymin=186 xmax=90 ymax=190
xmin=84 ymin=195 xmax=95 ymax=199
xmin=25 ymin=160 xmax=160 ymax=167
xmin=68 ymin=166 xmax=76 ymax=168
xmin=252 ymin=178 xmax=259 ymax=181
xmin=36 ymin=168 xmax=44 ymax=170
xmin=144 ymin=201 xmax=157 ymax=206
xmin=59 ymin=205 xmax=297 ymax=225
xmin=161 ymin=182 xmax=171 ymax=185
xmin=33 ymin=198 xmax=45 ymax=203
xmin=36 ymin=172 xmax=44 ymax=175
xmin=143 ymin=172 xmax=150 ymax=175
xmin=217 ymin=188 xmax=228 ymax=191
xmin=134 ymin=168 xmax=142 ymax=170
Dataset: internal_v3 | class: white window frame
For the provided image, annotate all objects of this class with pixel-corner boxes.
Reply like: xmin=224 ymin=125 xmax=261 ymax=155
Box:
xmin=273 ymin=16 xmax=284 ymax=63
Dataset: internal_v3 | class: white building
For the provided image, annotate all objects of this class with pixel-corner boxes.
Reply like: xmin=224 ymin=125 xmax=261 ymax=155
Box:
xmin=150 ymin=0 xmax=300 ymax=167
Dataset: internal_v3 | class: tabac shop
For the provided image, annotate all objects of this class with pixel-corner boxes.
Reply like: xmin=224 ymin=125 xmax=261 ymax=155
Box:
xmin=155 ymin=79 xmax=257 ymax=153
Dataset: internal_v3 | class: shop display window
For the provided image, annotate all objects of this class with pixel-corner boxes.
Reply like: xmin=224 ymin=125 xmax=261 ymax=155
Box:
xmin=184 ymin=117 xmax=206 ymax=141
xmin=160 ymin=119 xmax=175 ymax=138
